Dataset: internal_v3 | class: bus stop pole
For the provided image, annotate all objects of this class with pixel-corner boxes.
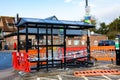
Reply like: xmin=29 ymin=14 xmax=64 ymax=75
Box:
xmin=37 ymin=27 xmax=40 ymax=71
xmin=64 ymin=26 xmax=66 ymax=69
xmin=87 ymin=29 xmax=90 ymax=61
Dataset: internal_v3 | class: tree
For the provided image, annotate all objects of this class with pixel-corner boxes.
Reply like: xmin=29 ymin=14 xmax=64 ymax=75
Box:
xmin=91 ymin=16 xmax=120 ymax=40
xmin=107 ymin=16 xmax=120 ymax=39
xmin=95 ymin=22 xmax=109 ymax=34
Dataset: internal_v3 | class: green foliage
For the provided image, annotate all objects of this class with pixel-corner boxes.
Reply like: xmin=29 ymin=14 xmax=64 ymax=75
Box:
xmin=107 ymin=16 xmax=120 ymax=39
xmin=95 ymin=16 xmax=120 ymax=40
xmin=96 ymin=22 xmax=109 ymax=34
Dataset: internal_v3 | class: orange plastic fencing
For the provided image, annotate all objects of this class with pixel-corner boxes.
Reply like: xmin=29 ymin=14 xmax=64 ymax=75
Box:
xmin=20 ymin=48 xmax=46 ymax=65
xmin=90 ymin=46 xmax=116 ymax=61
xmin=20 ymin=48 xmax=46 ymax=57
xmin=12 ymin=52 xmax=30 ymax=72
xmin=12 ymin=46 xmax=116 ymax=72
xmin=57 ymin=46 xmax=116 ymax=62
xmin=74 ymin=69 xmax=120 ymax=77
xmin=12 ymin=48 xmax=47 ymax=72
xmin=57 ymin=46 xmax=87 ymax=62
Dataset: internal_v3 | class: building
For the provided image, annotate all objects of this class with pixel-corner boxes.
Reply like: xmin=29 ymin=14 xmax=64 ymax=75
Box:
xmin=0 ymin=16 xmax=107 ymax=50
xmin=0 ymin=16 xmax=17 ymax=50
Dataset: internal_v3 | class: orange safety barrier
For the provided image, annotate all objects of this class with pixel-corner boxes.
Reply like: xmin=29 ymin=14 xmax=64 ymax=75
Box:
xmin=57 ymin=46 xmax=116 ymax=62
xmin=12 ymin=48 xmax=47 ymax=72
xmin=12 ymin=46 xmax=116 ymax=72
xmin=74 ymin=69 xmax=120 ymax=77
xmin=20 ymin=48 xmax=47 ymax=66
xmin=90 ymin=46 xmax=116 ymax=61
xmin=57 ymin=46 xmax=87 ymax=62
xmin=20 ymin=48 xmax=46 ymax=56
xmin=12 ymin=52 xmax=30 ymax=72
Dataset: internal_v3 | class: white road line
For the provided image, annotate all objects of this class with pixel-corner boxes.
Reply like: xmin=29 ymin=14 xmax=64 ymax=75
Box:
xmin=81 ymin=76 xmax=89 ymax=80
xmin=62 ymin=74 xmax=76 ymax=77
xmin=102 ymin=75 xmax=112 ymax=80
xmin=38 ymin=77 xmax=57 ymax=80
xmin=57 ymin=75 xmax=62 ymax=80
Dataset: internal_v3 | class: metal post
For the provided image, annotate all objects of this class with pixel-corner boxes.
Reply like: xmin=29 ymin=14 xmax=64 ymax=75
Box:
xmin=25 ymin=24 xmax=28 ymax=52
xmin=85 ymin=0 xmax=88 ymax=7
xmin=16 ymin=14 xmax=19 ymax=52
xmin=87 ymin=29 xmax=90 ymax=61
xmin=51 ymin=25 xmax=54 ymax=67
xmin=17 ymin=27 xmax=20 ymax=52
xmin=64 ymin=26 xmax=66 ymax=69
xmin=37 ymin=27 xmax=40 ymax=71
xmin=46 ymin=25 xmax=48 ymax=71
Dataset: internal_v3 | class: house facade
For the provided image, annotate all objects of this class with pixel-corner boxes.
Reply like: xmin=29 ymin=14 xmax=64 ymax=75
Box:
xmin=0 ymin=16 xmax=17 ymax=50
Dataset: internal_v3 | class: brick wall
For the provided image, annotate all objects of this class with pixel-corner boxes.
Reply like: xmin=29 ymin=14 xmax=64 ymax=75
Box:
xmin=90 ymin=35 xmax=107 ymax=46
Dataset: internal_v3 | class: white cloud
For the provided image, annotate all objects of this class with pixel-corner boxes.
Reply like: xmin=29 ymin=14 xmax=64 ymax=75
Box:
xmin=93 ymin=4 xmax=120 ymax=24
xmin=78 ymin=1 xmax=85 ymax=7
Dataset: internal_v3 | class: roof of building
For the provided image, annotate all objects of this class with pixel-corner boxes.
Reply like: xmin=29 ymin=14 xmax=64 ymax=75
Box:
xmin=45 ymin=15 xmax=58 ymax=20
xmin=0 ymin=16 xmax=17 ymax=32
xmin=17 ymin=17 xmax=95 ymax=29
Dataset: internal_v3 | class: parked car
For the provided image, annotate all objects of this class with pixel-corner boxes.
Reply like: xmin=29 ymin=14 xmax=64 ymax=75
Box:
xmin=98 ymin=40 xmax=115 ymax=46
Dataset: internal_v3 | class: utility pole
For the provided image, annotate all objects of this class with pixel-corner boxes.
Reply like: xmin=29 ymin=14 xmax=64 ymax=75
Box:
xmin=85 ymin=0 xmax=91 ymax=61
xmin=85 ymin=0 xmax=88 ymax=7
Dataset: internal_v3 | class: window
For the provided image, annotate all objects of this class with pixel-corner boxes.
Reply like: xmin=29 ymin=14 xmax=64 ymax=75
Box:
xmin=81 ymin=40 xmax=85 ymax=45
xmin=7 ymin=23 xmax=14 ymax=26
xmin=74 ymin=40 xmax=79 ymax=46
xmin=5 ymin=18 xmax=15 ymax=27
xmin=94 ymin=40 xmax=98 ymax=46
xmin=68 ymin=40 xmax=72 ymax=45
xmin=0 ymin=29 xmax=3 ymax=38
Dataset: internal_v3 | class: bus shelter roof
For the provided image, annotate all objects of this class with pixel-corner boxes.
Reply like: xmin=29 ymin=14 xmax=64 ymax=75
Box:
xmin=17 ymin=17 xmax=95 ymax=29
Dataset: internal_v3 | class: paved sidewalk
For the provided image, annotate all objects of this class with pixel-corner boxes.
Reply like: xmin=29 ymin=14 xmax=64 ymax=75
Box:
xmin=0 ymin=68 xmax=21 ymax=80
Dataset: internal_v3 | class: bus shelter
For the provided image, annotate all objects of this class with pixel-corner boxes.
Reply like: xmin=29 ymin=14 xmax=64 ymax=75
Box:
xmin=12 ymin=17 xmax=95 ymax=72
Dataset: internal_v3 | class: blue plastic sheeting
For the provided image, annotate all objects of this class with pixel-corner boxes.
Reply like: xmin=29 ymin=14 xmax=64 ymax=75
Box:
xmin=17 ymin=17 xmax=94 ymax=28
xmin=0 ymin=52 xmax=12 ymax=70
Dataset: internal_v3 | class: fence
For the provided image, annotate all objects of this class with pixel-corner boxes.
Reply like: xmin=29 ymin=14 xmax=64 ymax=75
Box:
xmin=91 ymin=46 xmax=116 ymax=61
xmin=57 ymin=46 xmax=87 ymax=62
xmin=12 ymin=46 xmax=116 ymax=72
xmin=57 ymin=46 xmax=116 ymax=62
xmin=12 ymin=48 xmax=47 ymax=72
xmin=12 ymin=52 xmax=30 ymax=72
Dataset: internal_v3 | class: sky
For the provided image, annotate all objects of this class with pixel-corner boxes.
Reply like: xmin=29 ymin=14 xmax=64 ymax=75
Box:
xmin=0 ymin=0 xmax=120 ymax=26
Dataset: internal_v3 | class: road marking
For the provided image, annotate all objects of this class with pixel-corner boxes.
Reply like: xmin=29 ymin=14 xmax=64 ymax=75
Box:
xmin=102 ymin=75 xmax=112 ymax=80
xmin=62 ymin=74 xmax=76 ymax=77
xmin=81 ymin=76 xmax=89 ymax=80
xmin=39 ymin=77 xmax=57 ymax=80
xmin=57 ymin=75 xmax=62 ymax=80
